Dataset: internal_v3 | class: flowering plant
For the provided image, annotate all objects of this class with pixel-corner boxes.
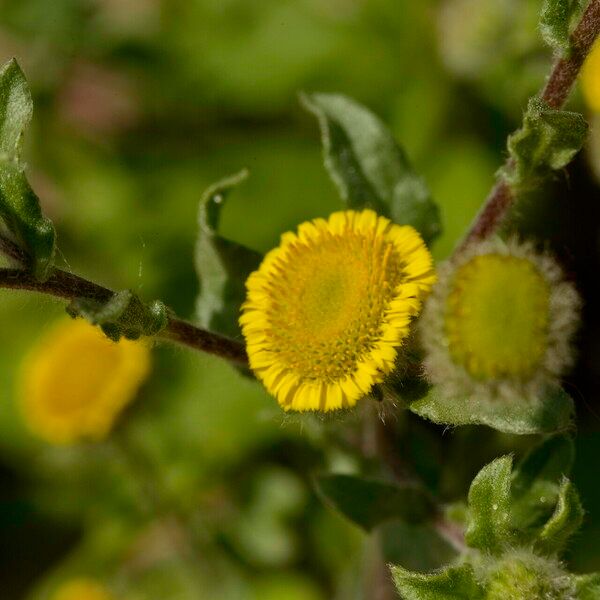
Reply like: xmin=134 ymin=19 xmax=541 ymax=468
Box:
xmin=2 ymin=0 xmax=600 ymax=598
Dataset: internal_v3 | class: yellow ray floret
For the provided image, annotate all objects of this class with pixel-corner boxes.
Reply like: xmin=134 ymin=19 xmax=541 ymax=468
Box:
xmin=240 ymin=209 xmax=435 ymax=412
xmin=19 ymin=319 xmax=151 ymax=445
xmin=52 ymin=579 xmax=114 ymax=600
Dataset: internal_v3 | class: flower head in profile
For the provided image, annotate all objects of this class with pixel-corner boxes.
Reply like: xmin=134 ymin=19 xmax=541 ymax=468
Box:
xmin=240 ymin=209 xmax=435 ymax=412
xmin=52 ymin=578 xmax=114 ymax=600
xmin=19 ymin=318 xmax=151 ymax=445
xmin=581 ymin=38 xmax=600 ymax=113
xmin=420 ymin=238 xmax=580 ymax=402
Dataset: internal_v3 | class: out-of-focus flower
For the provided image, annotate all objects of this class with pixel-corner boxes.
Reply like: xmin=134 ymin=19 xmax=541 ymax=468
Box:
xmin=52 ymin=578 xmax=114 ymax=600
xmin=581 ymin=38 xmax=600 ymax=113
xmin=240 ymin=209 xmax=435 ymax=412
xmin=420 ymin=238 xmax=580 ymax=402
xmin=19 ymin=318 xmax=151 ymax=445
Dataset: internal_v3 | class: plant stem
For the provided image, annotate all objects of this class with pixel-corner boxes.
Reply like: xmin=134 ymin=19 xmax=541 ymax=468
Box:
xmin=0 ymin=265 xmax=248 ymax=366
xmin=458 ymin=0 xmax=600 ymax=251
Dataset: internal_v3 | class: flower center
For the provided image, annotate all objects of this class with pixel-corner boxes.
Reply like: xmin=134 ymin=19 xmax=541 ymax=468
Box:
xmin=446 ymin=254 xmax=549 ymax=380
xmin=266 ymin=228 xmax=404 ymax=383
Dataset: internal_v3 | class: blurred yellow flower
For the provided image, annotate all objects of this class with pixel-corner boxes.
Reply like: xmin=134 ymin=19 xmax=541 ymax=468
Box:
xmin=581 ymin=38 xmax=600 ymax=112
xmin=52 ymin=578 xmax=114 ymax=600
xmin=19 ymin=318 xmax=151 ymax=445
xmin=240 ymin=209 xmax=435 ymax=412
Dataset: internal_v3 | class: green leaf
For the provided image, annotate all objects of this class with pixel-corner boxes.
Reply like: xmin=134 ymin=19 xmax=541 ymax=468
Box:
xmin=377 ymin=520 xmax=458 ymax=572
xmin=465 ymin=456 xmax=513 ymax=554
xmin=314 ymin=474 xmax=436 ymax=531
xmin=409 ymin=385 xmax=575 ymax=435
xmin=574 ymin=573 xmax=600 ymax=599
xmin=0 ymin=59 xmax=55 ymax=281
xmin=195 ymin=169 xmax=262 ymax=339
xmin=301 ymin=92 xmax=441 ymax=243
xmin=391 ymin=564 xmax=484 ymax=600
xmin=540 ymin=0 xmax=578 ymax=55
xmin=511 ymin=435 xmax=575 ymax=539
xmin=536 ymin=478 xmax=584 ymax=554
xmin=67 ymin=290 xmax=169 ymax=341
xmin=506 ymin=98 xmax=588 ymax=187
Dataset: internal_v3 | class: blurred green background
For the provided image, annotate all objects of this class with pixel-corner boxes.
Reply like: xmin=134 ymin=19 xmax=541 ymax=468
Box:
xmin=1 ymin=0 xmax=600 ymax=598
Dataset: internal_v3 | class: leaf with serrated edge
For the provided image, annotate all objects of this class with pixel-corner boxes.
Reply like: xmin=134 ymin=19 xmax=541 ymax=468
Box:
xmin=301 ymin=92 xmax=441 ymax=243
xmin=195 ymin=169 xmax=262 ymax=339
xmin=391 ymin=564 xmax=485 ymax=600
xmin=465 ymin=456 xmax=513 ymax=554
xmin=315 ymin=475 xmax=436 ymax=531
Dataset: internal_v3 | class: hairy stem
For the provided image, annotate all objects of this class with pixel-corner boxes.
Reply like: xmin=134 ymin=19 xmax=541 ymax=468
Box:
xmin=459 ymin=0 xmax=600 ymax=251
xmin=0 ymin=265 xmax=248 ymax=366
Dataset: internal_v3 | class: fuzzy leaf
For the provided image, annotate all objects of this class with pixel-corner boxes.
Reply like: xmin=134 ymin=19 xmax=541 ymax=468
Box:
xmin=506 ymin=98 xmax=588 ymax=186
xmin=314 ymin=475 xmax=436 ymax=531
xmin=377 ymin=520 xmax=458 ymax=572
xmin=68 ymin=290 xmax=169 ymax=342
xmin=536 ymin=478 xmax=584 ymax=554
xmin=574 ymin=573 xmax=600 ymax=599
xmin=391 ymin=564 xmax=484 ymax=600
xmin=465 ymin=456 xmax=513 ymax=554
xmin=195 ymin=170 xmax=262 ymax=339
xmin=0 ymin=59 xmax=55 ymax=280
xmin=301 ymin=92 xmax=441 ymax=243
xmin=540 ymin=0 xmax=578 ymax=55
xmin=511 ymin=435 xmax=575 ymax=539
xmin=409 ymin=385 xmax=575 ymax=435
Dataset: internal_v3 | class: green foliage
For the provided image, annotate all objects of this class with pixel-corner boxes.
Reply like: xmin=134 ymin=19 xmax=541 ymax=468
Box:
xmin=575 ymin=573 xmax=600 ymax=599
xmin=465 ymin=456 xmax=513 ymax=554
xmin=392 ymin=564 xmax=484 ymax=600
xmin=409 ymin=385 xmax=575 ymax=435
xmin=301 ymin=93 xmax=441 ymax=243
xmin=0 ymin=59 xmax=55 ymax=280
xmin=195 ymin=170 xmax=262 ymax=339
xmin=314 ymin=474 xmax=436 ymax=531
xmin=67 ymin=290 xmax=168 ymax=341
xmin=506 ymin=98 xmax=588 ymax=187
xmin=537 ymin=478 xmax=584 ymax=554
xmin=539 ymin=0 xmax=579 ymax=55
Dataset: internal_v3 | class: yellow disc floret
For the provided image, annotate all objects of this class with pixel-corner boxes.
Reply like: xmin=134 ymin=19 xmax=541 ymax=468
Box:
xmin=240 ymin=209 xmax=435 ymax=412
xmin=446 ymin=254 xmax=549 ymax=380
xmin=52 ymin=579 xmax=114 ymax=600
xmin=19 ymin=319 xmax=151 ymax=444
xmin=581 ymin=38 xmax=600 ymax=113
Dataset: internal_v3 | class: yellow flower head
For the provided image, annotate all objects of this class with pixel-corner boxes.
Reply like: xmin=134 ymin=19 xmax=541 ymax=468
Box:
xmin=52 ymin=578 xmax=114 ymax=600
xmin=581 ymin=38 xmax=600 ymax=113
xmin=420 ymin=239 xmax=580 ymax=402
xmin=19 ymin=318 xmax=151 ymax=445
xmin=240 ymin=209 xmax=435 ymax=412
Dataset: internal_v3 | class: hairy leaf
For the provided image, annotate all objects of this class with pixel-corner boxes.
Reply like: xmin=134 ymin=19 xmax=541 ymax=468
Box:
xmin=0 ymin=59 xmax=55 ymax=280
xmin=540 ymin=0 xmax=578 ymax=55
xmin=409 ymin=385 xmax=574 ymax=435
xmin=195 ymin=169 xmax=262 ymax=339
xmin=391 ymin=564 xmax=484 ymax=600
xmin=574 ymin=573 xmax=600 ymax=600
xmin=68 ymin=290 xmax=168 ymax=341
xmin=536 ymin=478 xmax=584 ymax=554
xmin=465 ymin=456 xmax=513 ymax=554
xmin=511 ymin=435 xmax=575 ymax=539
xmin=506 ymin=98 xmax=588 ymax=186
xmin=301 ymin=92 xmax=441 ymax=243
xmin=314 ymin=474 xmax=436 ymax=531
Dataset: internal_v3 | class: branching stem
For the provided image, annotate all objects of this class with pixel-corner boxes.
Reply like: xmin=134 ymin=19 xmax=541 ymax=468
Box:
xmin=458 ymin=0 xmax=600 ymax=251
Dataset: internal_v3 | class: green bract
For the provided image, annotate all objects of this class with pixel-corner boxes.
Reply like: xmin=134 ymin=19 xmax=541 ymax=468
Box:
xmin=0 ymin=59 xmax=55 ymax=281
